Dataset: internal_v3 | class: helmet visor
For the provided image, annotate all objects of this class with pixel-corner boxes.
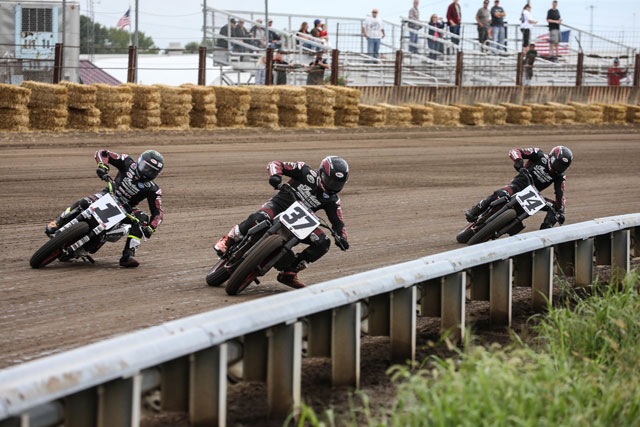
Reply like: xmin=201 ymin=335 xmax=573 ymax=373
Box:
xmin=553 ymin=159 xmax=570 ymax=174
xmin=322 ymin=171 xmax=346 ymax=193
xmin=137 ymin=160 xmax=161 ymax=181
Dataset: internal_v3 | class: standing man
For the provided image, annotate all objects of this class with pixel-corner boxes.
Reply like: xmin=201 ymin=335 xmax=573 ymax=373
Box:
xmin=476 ymin=0 xmax=490 ymax=51
xmin=520 ymin=4 xmax=537 ymax=55
xmin=607 ymin=59 xmax=629 ymax=86
xmin=307 ymin=51 xmax=329 ymax=85
xmin=408 ymin=0 xmax=421 ymax=54
xmin=546 ymin=1 xmax=562 ymax=62
xmin=523 ymin=43 xmax=537 ymax=86
xmin=490 ymin=0 xmax=506 ymax=52
xmin=446 ymin=0 xmax=462 ymax=46
xmin=362 ymin=9 xmax=385 ymax=59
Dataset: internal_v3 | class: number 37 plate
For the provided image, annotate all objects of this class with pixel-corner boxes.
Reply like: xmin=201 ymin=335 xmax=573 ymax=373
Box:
xmin=278 ymin=201 xmax=321 ymax=240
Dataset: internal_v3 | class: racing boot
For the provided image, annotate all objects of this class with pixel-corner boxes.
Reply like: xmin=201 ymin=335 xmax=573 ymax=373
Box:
xmin=277 ymin=257 xmax=308 ymax=289
xmin=214 ymin=224 xmax=243 ymax=256
xmin=45 ymin=207 xmax=73 ymax=236
xmin=119 ymin=237 xmax=140 ymax=268
xmin=464 ymin=204 xmax=483 ymax=223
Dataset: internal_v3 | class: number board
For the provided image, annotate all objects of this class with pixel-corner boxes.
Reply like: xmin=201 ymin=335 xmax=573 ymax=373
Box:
xmin=90 ymin=194 xmax=127 ymax=230
xmin=515 ymin=185 xmax=546 ymax=216
xmin=278 ymin=201 xmax=321 ymax=240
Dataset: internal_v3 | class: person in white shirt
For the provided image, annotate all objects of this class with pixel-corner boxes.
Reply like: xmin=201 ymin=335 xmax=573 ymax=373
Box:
xmin=520 ymin=4 xmax=537 ymax=55
xmin=362 ymin=9 xmax=386 ymax=59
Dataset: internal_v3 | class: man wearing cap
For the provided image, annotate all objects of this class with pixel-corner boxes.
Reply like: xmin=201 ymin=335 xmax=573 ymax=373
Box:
xmin=546 ymin=1 xmax=562 ymax=62
xmin=217 ymin=18 xmax=236 ymax=49
xmin=362 ymin=9 xmax=385 ymax=59
xmin=490 ymin=0 xmax=506 ymax=52
xmin=310 ymin=19 xmax=323 ymax=51
xmin=607 ymin=59 xmax=629 ymax=86
xmin=476 ymin=0 xmax=490 ymax=51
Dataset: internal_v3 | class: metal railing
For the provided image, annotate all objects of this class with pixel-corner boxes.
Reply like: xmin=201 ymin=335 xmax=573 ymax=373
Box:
xmin=1 ymin=214 xmax=639 ymax=426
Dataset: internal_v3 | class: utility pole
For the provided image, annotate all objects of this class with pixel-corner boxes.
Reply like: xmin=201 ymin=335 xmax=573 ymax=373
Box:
xmin=135 ymin=0 xmax=139 ymax=82
xmin=589 ymin=5 xmax=594 ymax=50
xmin=62 ymin=0 xmax=66 ymax=45
xmin=202 ymin=0 xmax=207 ymax=46
xmin=265 ymin=0 xmax=269 ymax=50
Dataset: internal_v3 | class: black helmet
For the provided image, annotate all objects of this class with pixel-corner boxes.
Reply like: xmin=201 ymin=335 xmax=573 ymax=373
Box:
xmin=137 ymin=150 xmax=164 ymax=181
xmin=319 ymin=156 xmax=349 ymax=194
xmin=549 ymin=146 xmax=572 ymax=174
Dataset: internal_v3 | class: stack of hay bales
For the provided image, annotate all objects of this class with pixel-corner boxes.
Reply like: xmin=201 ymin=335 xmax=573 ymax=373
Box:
xmin=93 ymin=84 xmax=132 ymax=130
xmin=61 ymin=81 xmax=100 ymax=130
xmin=0 ymin=84 xmax=30 ymax=131
xmin=126 ymin=84 xmax=161 ymax=129
xmin=181 ymin=84 xmax=217 ymax=129
xmin=568 ymin=102 xmax=603 ymax=125
xmin=327 ymin=85 xmax=360 ymax=127
xmin=404 ymin=103 xmax=433 ymax=126
xmin=214 ymin=86 xmax=251 ymax=128
xmin=595 ymin=103 xmax=626 ymax=125
xmin=245 ymin=86 xmax=279 ymax=129
xmin=21 ymin=81 xmax=68 ymax=130
xmin=358 ymin=104 xmax=386 ymax=127
xmin=426 ymin=102 xmax=461 ymax=126
xmin=377 ymin=103 xmax=412 ymax=127
xmin=546 ymin=102 xmax=575 ymax=124
xmin=303 ymin=86 xmax=335 ymax=127
xmin=526 ymin=103 xmax=556 ymax=125
xmin=476 ymin=103 xmax=507 ymax=125
xmin=500 ymin=103 xmax=532 ymax=125
xmin=621 ymin=104 xmax=640 ymax=124
xmin=275 ymin=86 xmax=307 ymax=128
xmin=155 ymin=84 xmax=192 ymax=129
xmin=452 ymin=104 xmax=483 ymax=126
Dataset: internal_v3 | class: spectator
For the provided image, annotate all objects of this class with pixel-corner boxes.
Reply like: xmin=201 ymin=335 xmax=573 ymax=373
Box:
xmin=297 ymin=22 xmax=313 ymax=52
xmin=233 ymin=20 xmax=250 ymax=52
xmin=446 ymin=0 xmax=462 ymax=46
xmin=273 ymin=50 xmax=294 ymax=85
xmin=268 ymin=19 xmax=282 ymax=49
xmin=607 ymin=58 xmax=629 ymax=86
xmin=476 ymin=0 xmax=490 ymax=51
xmin=408 ymin=0 xmax=421 ymax=54
xmin=427 ymin=14 xmax=445 ymax=60
xmin=490 ymin=0 xmax=506 ymax=52
xmin=310 ymin=19 xmax=323 ymax=51
xmin=307 ymin=51 xmax=329 ymax=85
xmin=250 ymin=19 xmax=266 ymax=48
xmin=217 ymin=18 xmax=236 ymax=49
xmin=520 ymin=4 xmax=537 ymax=55
xmin=319 ymin=23 xmax=329 ymax=44
xmin=523 ymin=43 xmax=537 ymax=86
xmin=546 ymin=1 xmax=562 ymax=62
xmin=362 ymin=9 xmax=385 ymax=59
xmin=255 ymin=54 xmax=267 ymax=85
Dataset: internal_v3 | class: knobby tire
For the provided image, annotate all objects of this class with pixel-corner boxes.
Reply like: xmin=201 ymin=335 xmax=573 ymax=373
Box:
xmin=467 ymin=210 xmax=517 ymax=245
xmin=225 ymin=234 xmax=285 ymax=296
xmin=206 ymin=258 xmax=231 ymax=287
xmin=30 ymin=222 xmax=90 ymax=268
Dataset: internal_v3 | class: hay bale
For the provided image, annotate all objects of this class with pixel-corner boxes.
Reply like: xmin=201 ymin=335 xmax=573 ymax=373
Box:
xmin=154 ymin=84 xmax=192 ymax=129
xmin=0 ymin=84 xmax=31 ymax=109
xmin=500 ymin=103 xmax=532 ymax=125
xmin=452 ymin=104 xmax=483 ymax=126
xmin=244 ymin=86 xmax=279 ymax=128
xmin=125 ymin=84 xmax=162 ymax=129
xmin=376 ymin=103 xmax=412 ymax=127
xmin=60 ymin=81 xmax=97 ymax=110
xmin=93 ymin=84 xmax=133 ymax=130
xmin=526 ymin=103 xmax=556 ymax=125
xmin=304 ymin=86 xmax=335 ymax=127
xmin=594 ymin=103 xmax=626 ymax=125
xmin=358 ymin=104 xmax=386 ymax=127
xmin=476 ymin=103 xmax=507 ymax=125
xmin=620 ymin=104 xmax=640 ymax=124
xmin=181 ymin=84 xmax=217 ymax=129
xmin=67 ymin=107 xmax=101 ymax=130
xmin=213 ymin=86 xmax=250 ymax=128
xmin=275 ymin=86 xmax=307 ymax=128
xmin=29 ymin=107 xmax=68 ymax=130
xmin=0 ymin=106 xmax=29 ymax=131
xmin=402 ymin=103 xmax=433 ymax=126
xmin=326 ymin=85 xmax=360 ymax=107
xmin=568 ymin=102 xmax=603 ymax=125
xmin=546 ymin=102 xmax=576 ymax=124
xmin=426 ymin=102 xmax=461 ymax=126
xmin=334 ymin=105 xmax=359 ymax=127
xmin=22 ymin=81 xmax=68 ymax=109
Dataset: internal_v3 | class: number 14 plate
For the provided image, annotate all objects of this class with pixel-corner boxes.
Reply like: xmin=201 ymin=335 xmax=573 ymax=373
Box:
xmin=278 ymin=201 xmax=321 ymax=240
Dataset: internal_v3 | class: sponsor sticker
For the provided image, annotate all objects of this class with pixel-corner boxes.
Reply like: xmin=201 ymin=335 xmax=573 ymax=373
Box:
xmin=335 ymin=172 xmax=344 ymax=178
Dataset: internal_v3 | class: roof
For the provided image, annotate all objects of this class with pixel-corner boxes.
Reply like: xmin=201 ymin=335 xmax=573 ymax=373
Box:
xmin=78 ymin=60 xmax=121 ymax=86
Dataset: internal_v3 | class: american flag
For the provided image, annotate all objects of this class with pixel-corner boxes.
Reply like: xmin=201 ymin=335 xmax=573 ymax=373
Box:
xmin=116 ymin=8 xmax=131 ymax=30
xmin=534 ymin=30 xmax=570 ymax=57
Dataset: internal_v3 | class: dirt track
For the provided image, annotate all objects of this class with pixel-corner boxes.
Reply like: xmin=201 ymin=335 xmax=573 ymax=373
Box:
xmin=0 ymin=125 xmax=639 ymax=370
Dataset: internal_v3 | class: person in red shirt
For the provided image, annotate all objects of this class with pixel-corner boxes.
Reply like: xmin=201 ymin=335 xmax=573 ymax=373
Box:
xmin=607 ymin=58 xmax=628 ymax=86
xmin=446 ymin=0 xmax=462 ymax=46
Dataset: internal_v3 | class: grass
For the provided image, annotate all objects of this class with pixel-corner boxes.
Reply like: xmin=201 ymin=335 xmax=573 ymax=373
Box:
xmin=293 ymin=271 xmax=640 ymax=427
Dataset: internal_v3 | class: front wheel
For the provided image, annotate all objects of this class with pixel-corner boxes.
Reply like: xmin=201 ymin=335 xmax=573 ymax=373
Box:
xmin=456 ymin=223 xmax=475 ymax=244
xmin=225 ymin=234 xmax=285 ymax=296
xmin=206 ymin=258 xmax=231 ymax=287
xmin=30 ymin=222 xmax=90 ymax=268
xmin=467 ymin=210 xmax=517 ymax=245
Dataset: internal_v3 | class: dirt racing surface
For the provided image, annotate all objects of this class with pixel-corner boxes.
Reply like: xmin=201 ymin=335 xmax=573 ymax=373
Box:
xmin=1 ymin=125 xmax=639 ymax=373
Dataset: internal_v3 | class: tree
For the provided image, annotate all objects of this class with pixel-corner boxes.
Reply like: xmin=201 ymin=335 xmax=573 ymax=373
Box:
xmin=80 ymin=15 xmax=156 ymax=54
xmin=184 ymin=42 xmax=200 ymax=54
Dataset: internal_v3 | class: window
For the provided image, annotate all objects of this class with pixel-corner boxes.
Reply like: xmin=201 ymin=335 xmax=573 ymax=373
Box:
xmin=21 ymin=8 xmax=53 ymax=32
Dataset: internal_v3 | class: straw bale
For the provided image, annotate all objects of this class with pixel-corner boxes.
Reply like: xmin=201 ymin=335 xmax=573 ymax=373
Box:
xmin=124 ymin=84 xmax=161 ymax=107
xmin=217 ymin=108 xmax=248 ymax=128
xmin=278 ymin=110 xmax=308 ymax=128
xmin=155 ymin=84 xmax=192 ymax=104
xmin=376 ymin=103 xmax=412 ymax=127
xmin=402 ymin=103 xmax=433 ymax=126
xmin=546 ymin=102 xmax=576 ymax=124
xmin=500 ymin=103 xmax=532 ymax=125
xmin=21 ymin=81 xmax=67 ymax=95
xmin=0 ymin=84 xmax=30 ymax=109
xmin=94 ymin=84 xmax=132 ymax=129
xmin=426 ymin=102 xmax=461 ymax=126
xmin=306 ymin=109 xmax=334 ymax=127
xmin=475 ymin=103 xmax=507 ymax=125
xmin=29 ymin=107 xmax=68 ymax=130
xmin=60 ymin=81 xmax=97 ymax=110
xmin=326 ymin=85 xmax=360 ymax=107
xmin=594 ymin=103 xmax=626 ymax=125
xmin=67 ymin=107 xmax=101 ymax=130
xmin=273 ymin=86 xmax=306 ymax=98
xmin=305 ymin=86 xmax=335 ymax=126
xmin=303 ymin=86 xmax=336 ymax=106
xmin=334 ymin=106 xmax=359 ymax=127
xmin=358 ymin=104 xmax=386 ymax=127
xmin=181 ymin=84 xmax=216 ymax=110
xmin=247 ymin=111 xmax=280 ymax=129
xmin=213 ymin=86 xmax=251 ymax=106
xmin=567 ymin=102 xmax=603 ymax=125
xmin=452 ymin=104 xmax=483 ymax=126
xmin=0 ymin=107 xmax=29 ymax=131
xmin=620 ymin=104 xmax=640 ymax=124
xmin=131 ymin=113 xmax=162 ymax=129
xmin=190 ymin=110 xmax=217 ymax=129
xmin=22 ymin=81 xmax=68 ymax=109
xmin=525 ymin=103 xmax=555 ymax=125
xmin=100 ymin=112 xmax=131 ymax=130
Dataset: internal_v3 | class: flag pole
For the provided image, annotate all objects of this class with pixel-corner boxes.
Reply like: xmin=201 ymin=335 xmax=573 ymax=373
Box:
xmin=134 ymin=0 xmax=139 ymax=83
xmin=128 ymin=5 xmax=132 ymax=47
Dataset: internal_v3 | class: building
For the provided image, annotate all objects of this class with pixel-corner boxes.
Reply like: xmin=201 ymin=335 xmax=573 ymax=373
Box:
xmin=0 ymin=0 xmax=80 ymax=84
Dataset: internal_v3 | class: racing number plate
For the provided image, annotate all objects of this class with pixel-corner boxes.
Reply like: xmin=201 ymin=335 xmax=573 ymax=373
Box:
xmin=90 ymin=194 xmax=127 ymax=230
xmin=278 ymin=201 xmax=321 ymax=240
xmin=515 ymin=185 xmax=546 ymax=216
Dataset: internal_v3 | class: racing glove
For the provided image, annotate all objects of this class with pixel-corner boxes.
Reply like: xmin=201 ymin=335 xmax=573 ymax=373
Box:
xmin=336 ymin=236 xmax=349 ymax=250
xmin=96 ymin=162 xmax=110 ymax=181
xmin=269 ymin=174 xmax=282 ymax=190
xmin=513 ymin=158 xmax=524 ymax=172
xmin=142 ymin=225 xmax=154 ymax=239
xmin=555 ymin=207 xmax=566 ymax=225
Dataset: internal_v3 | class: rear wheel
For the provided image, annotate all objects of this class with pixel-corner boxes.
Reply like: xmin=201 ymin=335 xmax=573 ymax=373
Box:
xmin=30 ymin=222 xmax=90 ymax=268
xmin=225 ymin=234 xmax=285 ymax=296
xmin=206 ymin=258 xmax=231 ymax=287
xmin=468 ymin=210 xmax=517 ymax=245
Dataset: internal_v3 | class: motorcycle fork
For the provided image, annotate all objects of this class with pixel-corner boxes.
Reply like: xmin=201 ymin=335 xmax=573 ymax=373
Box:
xmin=258 ymin=235 xmax=300 ymax=276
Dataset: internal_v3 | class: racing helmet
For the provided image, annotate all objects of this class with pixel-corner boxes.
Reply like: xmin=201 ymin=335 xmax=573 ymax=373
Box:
xmin=137 ymin=150 xmax=164 ymax=181
xmin=319 ymin=156 xmax=349 ymax=194
xmin=549 ymin=146 xmax=572 ymax=174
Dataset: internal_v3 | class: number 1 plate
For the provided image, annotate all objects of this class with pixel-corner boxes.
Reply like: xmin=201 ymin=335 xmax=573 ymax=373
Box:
xmin=90 ymin=194 xmax=127 ymax=230
xmin=278 ymin=201 xmax=321 ymax=240
xmin=515 ymin=185 xmax=546 ymax=216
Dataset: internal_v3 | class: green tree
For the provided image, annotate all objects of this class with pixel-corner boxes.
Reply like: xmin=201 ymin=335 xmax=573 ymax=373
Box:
xmin=184 ymin=41 xmax=200 ymax=54
xmin=80 ymin=15 xmax=156 ymax=54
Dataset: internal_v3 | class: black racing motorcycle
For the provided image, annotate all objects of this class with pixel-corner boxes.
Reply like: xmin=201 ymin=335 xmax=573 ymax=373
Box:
xmin=206 ymin=184 xmax=347 ymax=295
xmin=456 ymin=168 xmax=559 ymax=245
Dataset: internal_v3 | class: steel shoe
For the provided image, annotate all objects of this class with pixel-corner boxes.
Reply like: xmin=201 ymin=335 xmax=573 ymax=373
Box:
xmin=277 ymin=271 xmax=306 ymax=289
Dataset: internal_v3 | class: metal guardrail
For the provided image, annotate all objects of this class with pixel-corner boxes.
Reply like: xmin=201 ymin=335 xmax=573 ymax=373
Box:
xmin=1 ymin=214 xmax=639 ymax=426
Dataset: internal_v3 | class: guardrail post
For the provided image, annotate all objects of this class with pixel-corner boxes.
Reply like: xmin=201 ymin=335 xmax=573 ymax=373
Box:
xmin=394 ymin=50 xmax=403 ymax=87
xmin=469 ymin=265 xmax=490 ymax=301
xmin=390 ymin=286 xmax=416 ymax=362
xmin=441 ymin=272 xmax=466 ymax=342
xmin=127 ymin=45 xmax=137 ymax=84
xmin=555 ymin=241 xmax=575 ymax=277
xmin=575 ymin=238 xmax=594 ymax=287
xmin=368 ymin=293 xmax=390 ymax=336
xmin=513 ymin=253 xmax=532 ymax=287
xmin=516 ymin=52 xmax=523 ymax=86
xmin=576 ymin=52 xmax=584 ymax=87
xmin=265 ymin=47 xmax=274 ymax=86
xmin=595 ymin=234 xmax=612 ymax=265
xmin=532 ymin=247 xmax=554 ymax=311
xmin=65 ymin=389 xmax=97 ymax=427
xmin=330 ymin=49 xmax=339 ymax=86
xmin=198 ymin=46 xmax=207 ymax=85
xmin=490 ymin=259 xmax=512 ymax=327
xmin=455 ymin=51 xmax=463 ymax=87
xmin=267 ymin=322 xmax=302 ymax=418
xmin=611 ymin=230 xmax=630 ymax=280
xmin=97 ymin=374 xmax=142 ymax=427
xmin=420 ymin=279 xmax=441 ymax=317
xmin=633 ymin=53 xmax=640 ymax=87
xmin=308 ymin=310 xmax=331 ymax=357
xmin=161 ymin=356 xmax=189 ymax=411
xmin=189 ymin=344 xmax=227 ymax=427
xmin=53 ymin=43 xmax=63 ymax=84
xmin=332 ymin=303 xmax=361 ymax=388
xmin=243 ymin=330 xmax=268 ymax=381
xmin=634 ymin=227 xmax=640 ymax=257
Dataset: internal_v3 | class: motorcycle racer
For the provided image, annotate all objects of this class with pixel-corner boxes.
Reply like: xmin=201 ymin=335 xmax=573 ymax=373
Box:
xmin=45 ymin=149 xmax=164 ymax=268
xmin=464 ymin=146 xmax=572 ymax=230
xmin=214 ymin=156 xmax=350 ymax=289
